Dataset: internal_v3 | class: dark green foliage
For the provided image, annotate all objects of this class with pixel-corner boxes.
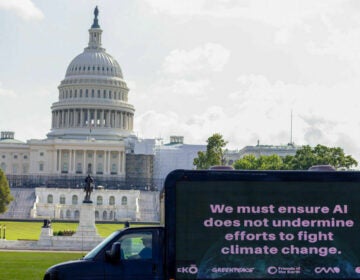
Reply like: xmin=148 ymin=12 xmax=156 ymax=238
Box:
xmin=193 ymin=133 xmax=228 ymax=169
xmin=0 ymin=169 xmax=13 ymax=214
xmin=233 ymin=144 xmax=358 ymax=170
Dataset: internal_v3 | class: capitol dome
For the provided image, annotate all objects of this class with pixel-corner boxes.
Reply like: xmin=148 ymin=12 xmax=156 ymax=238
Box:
xmin=65 ymin=50 xmax=123 ymax=79
xmin=47 ymin=7 xmax=135 ymax=141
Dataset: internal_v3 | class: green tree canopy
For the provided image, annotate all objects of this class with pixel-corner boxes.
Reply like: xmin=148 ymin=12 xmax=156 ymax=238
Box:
xmin=193 ymin=133 xmax=228 ymax=169
xmin=233 ymin=154 xmax=284 ymax=170
xmin=285 ymin=144 xmax=358 ymax=170
xmin=233 ymin=144 xmax=358 ymax=170
xmin=0 ymin=169 xmax=13 ymax=214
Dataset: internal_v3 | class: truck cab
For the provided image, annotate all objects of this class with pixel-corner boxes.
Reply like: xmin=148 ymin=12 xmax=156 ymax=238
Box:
xmin=44 ymin=226 xmax=165 ymax=280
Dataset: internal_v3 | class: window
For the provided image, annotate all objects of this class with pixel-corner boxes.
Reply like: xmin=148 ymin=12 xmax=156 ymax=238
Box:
xmin=62 ymin=163 xmax=68 ymax=173
xmin=60 ymin=195 xmax=66 ymax=205
xmin=121 ymin=196 xmax=127 ymax=206
xmin=95 ymin=211 xmax=99 ymax=219
xmin=24 ymin=155 xmax=28 ymax=159
xmin=40 ymin=152 xmax=44 ymax=156
xmin=75 ymin=210 xmax=80 ymax=219
xmin=76 ymin=163 xmax=82 ymax=174
xmin=97 ymin=163 xmax=103 ymax=174
xmin=97 ymin=196 xmax=103 ymax=205
xmin=109 ymin=196 xmax=115 ymax=205
xmin=66 ymin=210 xmax=71 ymax=219
xmin=0 ymin=162 xmax=6 ymax=172
xmin=14 ymin=155 xmax=18 ymax=159
xmin=39 ymin=163 xmax=44 ymax=172
xmin=47 ymin=194 xmax=53 ymax=204
xmin=72 ymin=195 xmax=78 ymax=205
xmin=117 ymin=232 xmax=153 ymax=260
xmin=103 ymin=211 xmax=107 ymax=220
xmin=111 ymin=163 xmax=117 ymax=175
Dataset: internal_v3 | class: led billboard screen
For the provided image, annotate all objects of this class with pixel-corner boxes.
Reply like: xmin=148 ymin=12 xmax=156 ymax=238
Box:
xmin=175 ymin=179 xmax=360 ymax=279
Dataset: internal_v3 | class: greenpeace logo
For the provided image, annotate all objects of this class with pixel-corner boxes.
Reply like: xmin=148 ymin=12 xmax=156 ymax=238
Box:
xmin=211 ymin=267 xmax=254 ymax=273
xmin=314 ymin=267 xmax=340 ymax=274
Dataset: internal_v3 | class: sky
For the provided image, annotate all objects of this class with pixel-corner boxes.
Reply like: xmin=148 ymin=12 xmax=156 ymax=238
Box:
xmin=1 ymin=0 xmax=360 ymax=161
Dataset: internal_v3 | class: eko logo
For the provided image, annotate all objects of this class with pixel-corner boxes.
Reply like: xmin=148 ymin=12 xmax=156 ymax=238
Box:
xmin=177 ymin=264 xmax=198 ymax=275
xmin=314 ymin=267 xmax=340 ymax=274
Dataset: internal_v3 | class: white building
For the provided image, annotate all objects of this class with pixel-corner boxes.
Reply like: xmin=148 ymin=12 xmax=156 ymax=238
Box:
xmin=135 ymin=136 xmax=206 ymax=182
xmin=0 ymin=7 xmax=159 ymax=222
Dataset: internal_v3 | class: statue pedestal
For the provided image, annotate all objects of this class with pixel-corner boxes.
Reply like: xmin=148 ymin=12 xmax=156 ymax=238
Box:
xmin=73 ymin=202 xmax=101 ymax=239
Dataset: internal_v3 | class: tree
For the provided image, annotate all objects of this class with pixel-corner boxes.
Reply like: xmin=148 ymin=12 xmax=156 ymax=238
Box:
xmin=234 ymin=154 xmax=284 ymax=170
xmin=233 ymin=144 xmax=358 ymax=171
xmin=193 ymin=133 xmax=228 ymax=169
xmin=287 ymin=145 xmax=358 ymax=170
xmin=0 ymin=169 xmax=13 ymax=214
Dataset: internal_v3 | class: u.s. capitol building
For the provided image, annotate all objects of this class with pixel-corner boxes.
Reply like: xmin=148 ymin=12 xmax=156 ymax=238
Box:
xmin=0 ymin=8 xmax=164 ymax=222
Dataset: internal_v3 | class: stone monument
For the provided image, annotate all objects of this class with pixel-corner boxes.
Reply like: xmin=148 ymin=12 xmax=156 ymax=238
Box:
xmin=72 ymin=174 xmax=101 ymax=241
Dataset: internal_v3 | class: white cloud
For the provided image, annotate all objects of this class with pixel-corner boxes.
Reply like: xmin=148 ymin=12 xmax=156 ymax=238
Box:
xmin=163 ymin=43 xmax=230 ymax=76
xmin=145 ymin=0 xmax=343 ymax=28
xmin=0 ymin=83 xmax=16 ymax=97
xmin=0 ymin=0 xmax=44 ymax=20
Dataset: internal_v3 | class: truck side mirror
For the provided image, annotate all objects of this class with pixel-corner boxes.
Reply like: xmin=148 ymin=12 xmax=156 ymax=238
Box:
xmin=106 ymin=242 xmax=122 ymax=262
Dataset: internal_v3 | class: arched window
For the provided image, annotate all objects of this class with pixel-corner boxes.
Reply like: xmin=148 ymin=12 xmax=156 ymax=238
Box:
xmin=74 ymin=210 xmax=80 ymax=219
xmin=109 ymin=196 xmax=115 ymax=205
xmin=109 ymin=211 xmax=113 ymax=220
xmin=121 ymin=196 xmax=127 ymax=206
xmin=60 ymin=210 xmax=64 ymax=219
xmin=66 ymin=210 xmax=71 ymax=218
xmin=72 ymin=195 xmax=78 ymax=205
xmin=60 ymin=195 xmax=66 ymax=205
xmin=103 ymin=211 xmax=107 ymax=220
xmin=47 ymin=194 xmax=53 ymax=204
xmin=95 ymin=211 xmax=99 ymax=219
xmin=97 ymin=196 xmax=103 ymax=205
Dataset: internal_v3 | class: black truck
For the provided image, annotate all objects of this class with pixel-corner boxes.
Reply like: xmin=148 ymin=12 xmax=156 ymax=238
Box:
xmin=44 ymin=169 xmax=360 ymax=279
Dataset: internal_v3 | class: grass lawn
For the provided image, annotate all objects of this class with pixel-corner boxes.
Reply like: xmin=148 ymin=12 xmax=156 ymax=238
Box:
xmin=0 ymin=251 xmax=84 ymax=280
xmin=0 ymin=220 xmax=155 ymax=240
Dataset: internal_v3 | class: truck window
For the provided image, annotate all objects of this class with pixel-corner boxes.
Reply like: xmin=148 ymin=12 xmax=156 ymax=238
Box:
xmin=118 ymin=232 xmax=153 ymax=260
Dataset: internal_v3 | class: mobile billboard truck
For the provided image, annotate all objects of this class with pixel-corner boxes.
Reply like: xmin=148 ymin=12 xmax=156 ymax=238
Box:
xmin=44 ymin=169 xmax=360 ymax=279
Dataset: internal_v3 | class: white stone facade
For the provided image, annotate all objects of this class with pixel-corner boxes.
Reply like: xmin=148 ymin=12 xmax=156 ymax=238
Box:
xmin=33 ymin=187 xmax=160 ymax=222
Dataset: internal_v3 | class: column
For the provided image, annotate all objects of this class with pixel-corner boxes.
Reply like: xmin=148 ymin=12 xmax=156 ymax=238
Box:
xmin=54 ymin=149 xmax=58 ymax=172
xmin=119 ymin=112 xmax=123 ymax=129
xmin=73 ymin=150 xmax=76 ymax=174
xmin=73 ymin=110 xmax=77 ymax=127
xmin=106 ymin=110 xmax=110 ymax=127
xmin=59 ymin=149 xmax=62 ymax=174
xmin=101 ymin=110 xmax=104 ymax=127
xmin=83 ymin=150 xmax=86 ymax=174
xmin=108 ymin=151 xmax=111 ymax=174
xmin=69 ymin=149 xmax=72 ymax=173
xmin=118 ymin=151 xmax=121 ymax=175
xmin=94 ymin=150 xmax=97 ymax=174
xmin=67 ymin=109 xmax=70 ymax=128
xmin=94 ymin=109 xmax=97 ymax=127
xmin=103 ymin=150 xmax=107 ymax=175
xmin=87 ymin=109 xmax=90 ymax=128
xmin=80 ymin=109 xmax=84 ymax=127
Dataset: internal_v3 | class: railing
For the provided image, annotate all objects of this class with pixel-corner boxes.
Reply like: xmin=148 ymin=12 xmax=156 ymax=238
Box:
xmin=6 ymin=174 xmax=164 ymax=191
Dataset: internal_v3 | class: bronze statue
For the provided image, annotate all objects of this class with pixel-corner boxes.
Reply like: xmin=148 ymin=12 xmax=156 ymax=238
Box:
xmin=91 ymin=6 xmax=100 ymax=29
xmin=84 ymin=174 xmax=94 ymax=202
